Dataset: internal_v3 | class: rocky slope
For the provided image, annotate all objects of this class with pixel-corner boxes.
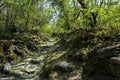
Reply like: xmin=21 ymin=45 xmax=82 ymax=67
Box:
xmin=0 ymin=38 xmax=120 ymax=80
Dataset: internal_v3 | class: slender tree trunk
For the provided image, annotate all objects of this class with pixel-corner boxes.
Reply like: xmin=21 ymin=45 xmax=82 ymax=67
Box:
xmin=77 ymin=0 xmax=98 ymax=27
xmin=5 ymin=7 xmax=9 ymax=30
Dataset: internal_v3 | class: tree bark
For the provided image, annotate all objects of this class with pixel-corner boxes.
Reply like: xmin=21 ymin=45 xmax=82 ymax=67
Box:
xmin=77 ymin=0 xmax=98 ymax=27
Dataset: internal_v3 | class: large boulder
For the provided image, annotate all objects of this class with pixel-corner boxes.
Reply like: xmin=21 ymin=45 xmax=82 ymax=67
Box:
xmin=107 ymin=56 xmax=120 ymax=77
xmin=88 ymin=43 xmax=120 ymax=78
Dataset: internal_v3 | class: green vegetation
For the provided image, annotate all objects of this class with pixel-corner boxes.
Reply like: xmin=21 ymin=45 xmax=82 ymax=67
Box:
xmin=0 ymin=0 xmax=120 ymax=79
xmin=0 ymin=0 xmax=53 ymax=39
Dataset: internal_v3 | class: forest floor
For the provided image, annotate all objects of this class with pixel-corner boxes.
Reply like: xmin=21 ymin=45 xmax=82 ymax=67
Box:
xmin=0 ymin=37 xmax=120 ymax=80
xmin=0 ymin=38 xmax=84 ymax=80
xmin=0 ymin=38 xmax=56 ymax=80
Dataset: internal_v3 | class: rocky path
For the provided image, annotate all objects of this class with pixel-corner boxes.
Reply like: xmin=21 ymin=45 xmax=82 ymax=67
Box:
xmin=0 ymin=38 xmax=56 ymax=80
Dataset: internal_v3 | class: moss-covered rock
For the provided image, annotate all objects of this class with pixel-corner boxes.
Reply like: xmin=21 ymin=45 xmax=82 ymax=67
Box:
xmin=49 ymin=71 xmax=58 ymax=80
xmin=88 ymin=44 xmax=120 ymax=78
xmin=74 ymin=49 xmax=88 ymax=61
xmin=107 ymin=56 xmax=120 ymax=77
xmin=54 ymin=61 xmax=75 ymax=72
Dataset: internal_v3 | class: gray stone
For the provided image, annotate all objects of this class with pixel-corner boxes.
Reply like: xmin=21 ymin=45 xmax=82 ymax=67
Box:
xmin=4 ymin=63 xmax=11 ymax=73
xmin=90 ymin=56 xmax=120 ymax=78
xmin=54 ymin=61 xmax=75 ymax=72
xmin=107 ymin=56 xmax=120 ymax=77
xmin=96 ymin=44 xmax=120 ymax=58
xmin=88 ymin=44 xmax=120 ymax=78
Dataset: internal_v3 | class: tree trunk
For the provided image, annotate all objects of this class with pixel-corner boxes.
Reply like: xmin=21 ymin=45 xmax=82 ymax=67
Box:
xmin=77 ymin=0 xmax=98 ymax=27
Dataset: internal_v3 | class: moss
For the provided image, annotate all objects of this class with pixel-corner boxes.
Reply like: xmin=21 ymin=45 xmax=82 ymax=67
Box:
xmin=0 ymin=46 xmax=3 ymax=53
xmin=8 ymin=50 xmax=17 ymax=59
xmin=49 ymin=71 xmax=58 ymax=80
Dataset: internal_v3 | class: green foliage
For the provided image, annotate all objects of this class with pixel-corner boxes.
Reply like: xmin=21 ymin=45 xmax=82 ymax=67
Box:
xmin=0 ymin=0 xmax=120 ymax=48
xmin=0 ymin=0 xmax=54 ymax=38
xmin=38 ymin=24 xmax=53 ymax=37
